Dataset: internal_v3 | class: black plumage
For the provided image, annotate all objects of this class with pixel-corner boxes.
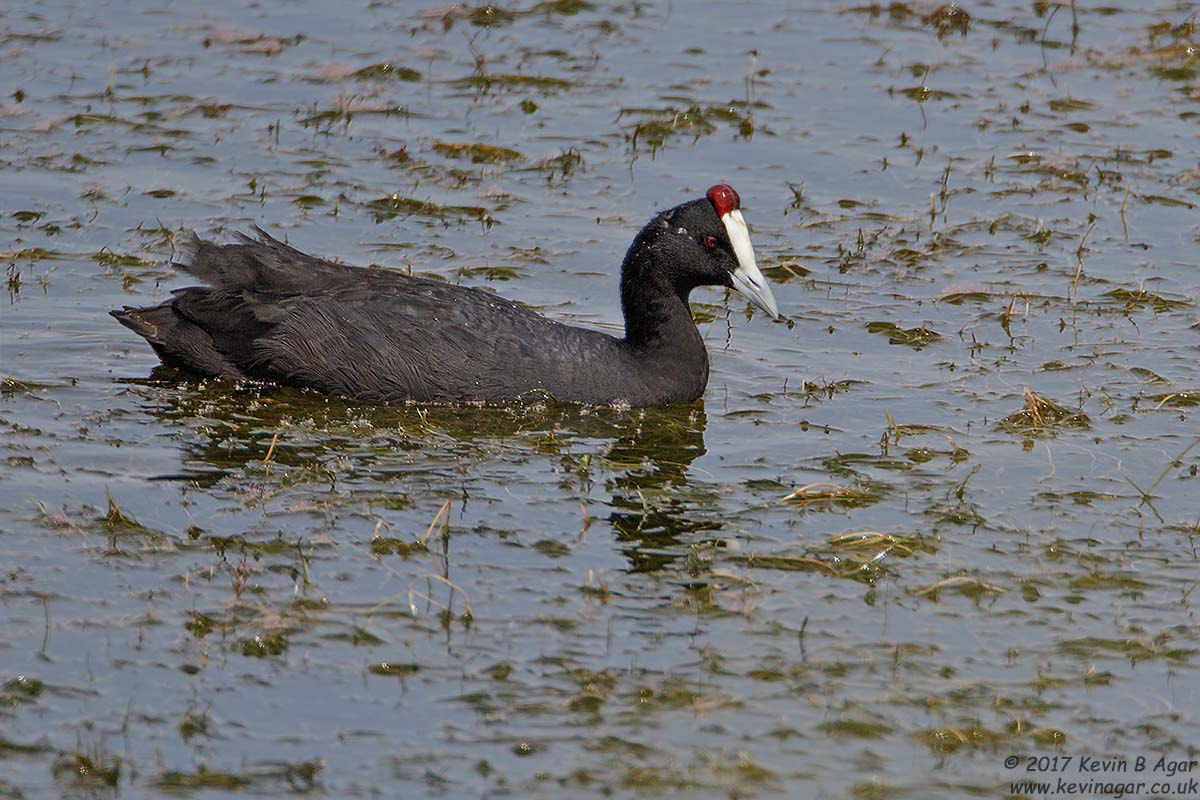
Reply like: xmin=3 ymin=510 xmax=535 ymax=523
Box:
xmin=112 ymin=187 xmax=777 ymax=407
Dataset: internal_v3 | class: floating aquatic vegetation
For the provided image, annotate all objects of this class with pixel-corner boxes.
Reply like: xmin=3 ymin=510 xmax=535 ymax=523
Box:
xmin=351 ymin=62 xmax=422 ymax=82
xmin=366 ymin=661 xmax=420 ymax=678
xmin=449 ymin=72 xmax=574 ymax=94
xmin=760 ymin=262 xmax=811 ymax=283
xmin=896 ymin=84 xmax=960 ymax=103
xmin=865 ymin=321 xmax=943 ymax=349
xmin=0 ymin=675 xmax=44 ymax=707
xmin=53 ymin=750 xmax=121 ymax=790
xmin=1067 ymin=570 xmax=1152 ymax=594
xmin=363 ymin=194 xmax=489 ymax=223
xmin=430 ymin=1 xmax=595 ymax=31
xmin=98 ymin=487 xmax=158 ymax=537
xmin=1047 ymin=96 xmax=1096 ymax=113
xmin=817 ymin=718 xmax=895 ymax=739
xmin=0 ymin=735 xmax=51 ymax=756
xmin=433 ymin=3 xmax=518 ymax=28
xmin=12 ymin=210 xmax=42 ymax=224
xmin=432 ymin=141 xmax=525 ymax=164
xmin=369 ymin=536 xmax=424 ymax=556
xmin=151 ymin=760 xmax=322 ymax=792
xmin=202 ymin=25 xmax=301 ymax=55
xmin=531 ymin=147 xmax=584 ymax=181
xmin=619 ymin=103 xmax=755 ymax=153
xmin=1102 ymin=287 xmax=1193 ymax=313
xmin=828 ymin=530 xmax=937 ymax=559
xmin=298 ymin=96 xmax=411 ymax=127
xmin=291 ymin=193 xmax=326 ymax=209
xmin=239 ymin=631 xmax=290 ymax=658
xmin=1146 ymin=390 xmax=1200 ymax=409
xmin=923 ymin=4 xmax=971 ymax=39
xmin=843 ymin=1 xmax=971 ymax=41
xmin=999 ymin=389 xmax=1091 ymax=435
xmin=0 ymin=377 xmax=54 ymax=397
xmin=532 ymin=0 xmax=596 ymax=15
xmin=919 ymin=720 xmax=1065 ymax=756
xmin=452 ymin=263 xmax=527 ymax=280
xmin=1135 ymin=192 xmax=1196 ymax=209
xmin=727 ymin=550 xmax=889 ymax=585
xmin=909 ymin=575 xmax=1006 ymax=600
xmin=93 ymin=249 xmax=154 ymax=269
xmin=1004 ymin=150 xmax=1092 ymax=188
xmin=1057 ymin=635 xmax=1195 ymax=665
xmin=781 ymin=481 xmax=886 ymax=510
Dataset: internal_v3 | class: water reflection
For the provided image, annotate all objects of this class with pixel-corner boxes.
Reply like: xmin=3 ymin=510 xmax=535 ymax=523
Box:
xmin=127 ymin=369 xmax=718 ymax=573
xmin=603 ymin=409 xmax=717 ymax=572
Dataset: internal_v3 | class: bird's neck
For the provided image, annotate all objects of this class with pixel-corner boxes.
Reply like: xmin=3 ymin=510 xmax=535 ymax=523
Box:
xmin=619 ymin=247 xmax=701 ymax=352
xmin=612 ymin=237 xmax=710 ymax=404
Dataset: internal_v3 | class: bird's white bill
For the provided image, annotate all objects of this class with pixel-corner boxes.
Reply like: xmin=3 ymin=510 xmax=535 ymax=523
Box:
xmin=721 ymin=209 xmax=779 ymax=319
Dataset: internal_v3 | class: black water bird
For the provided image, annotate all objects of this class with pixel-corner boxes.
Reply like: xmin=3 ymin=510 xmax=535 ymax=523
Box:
xmin=112 ymin=184 xmax=778 ymax=407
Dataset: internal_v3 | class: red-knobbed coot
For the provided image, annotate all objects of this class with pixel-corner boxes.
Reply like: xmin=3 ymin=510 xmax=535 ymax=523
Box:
xmin=112 ymin=184 xmax=778 ymax=406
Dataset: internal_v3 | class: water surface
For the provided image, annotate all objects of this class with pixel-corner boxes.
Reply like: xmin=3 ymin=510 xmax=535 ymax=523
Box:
xmin=2 ymin=1 xmax=1198 ymax=797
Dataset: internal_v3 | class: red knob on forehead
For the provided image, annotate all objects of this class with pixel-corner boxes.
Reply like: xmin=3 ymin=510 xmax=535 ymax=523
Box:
xmin=706 ymin=184 xmax=740 ymax=216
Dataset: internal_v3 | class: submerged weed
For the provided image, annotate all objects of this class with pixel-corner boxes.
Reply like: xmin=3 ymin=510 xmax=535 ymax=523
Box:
xmin=351 ymin=62 xmax=421 ymax=82
xmin=153 ymin=759 xmax=322 ymax=792
xmin=919 ymin=720 xmax=1065 ymax=755
xmin=828 ymin=530 xmax=937 ymax=559
xmin=817 ymin=718 xmax=895 ymax=739
xmin=239 ymin=631 xmax=290 ymax=658
xmin=450 ymin=73 xmax=573 ymax=94
xmin=865 ymin=321 xmax=943 ymax=349
xmin=52 ymin=750 xmax=121 ymax=790
xmin=909 ymin=575 xmax=1006 ymax=600
xmin=1057 ymin=635 xmax=1195 ymax=665
xmin=366 ymin=661 xmax=420 ymax=678
xmin=781 ymin=481 xmax=885 ymax=510
xmin=364 ymin=194 xmax=489 ymax=224
xmin=999 ymin=389 xmax=1091 ymax=435
xmin=432 ymin=141 xmax=525 ymax=164
xmin=0 ymin=675 xmax=44 ymax=706
xmin=1103 ymin=287 xmax=1193 ymax=314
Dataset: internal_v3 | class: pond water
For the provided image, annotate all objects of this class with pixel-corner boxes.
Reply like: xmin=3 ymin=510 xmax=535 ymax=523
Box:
xmin=2 ymin=0 xmax=1198 ymax=797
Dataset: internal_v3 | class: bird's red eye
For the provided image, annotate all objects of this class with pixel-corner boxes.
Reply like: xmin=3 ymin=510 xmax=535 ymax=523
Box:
xmin=704 ymin=235 xmax=718 ymax=250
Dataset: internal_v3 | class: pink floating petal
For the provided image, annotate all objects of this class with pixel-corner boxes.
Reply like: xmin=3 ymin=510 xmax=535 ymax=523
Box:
xmin=316 ymin=63 xmax=360 ymax=81
xmin=210 ymin=25 xmax=255 ymax=44
xmin=31 ymin=113 xmax=70 ymax=132
xmin=421 ymin=4 xmax=465 ymax=18
xmin=243 ymin=37 xmax=283 ymax=54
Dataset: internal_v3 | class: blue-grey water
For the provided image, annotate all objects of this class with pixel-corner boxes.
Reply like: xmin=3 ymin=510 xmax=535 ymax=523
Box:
xmin=2 ymin=0 xmax=1198 ymax=797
